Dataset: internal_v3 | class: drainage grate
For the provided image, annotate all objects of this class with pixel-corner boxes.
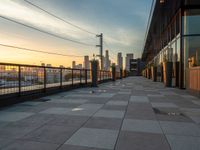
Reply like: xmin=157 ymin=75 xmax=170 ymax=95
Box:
xmin=153 ymin=108 xmax=186 ymax=117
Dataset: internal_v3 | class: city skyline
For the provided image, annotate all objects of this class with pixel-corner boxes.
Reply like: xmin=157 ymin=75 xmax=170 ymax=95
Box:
xmin=0 ymin=0 xmax=152 ymax=67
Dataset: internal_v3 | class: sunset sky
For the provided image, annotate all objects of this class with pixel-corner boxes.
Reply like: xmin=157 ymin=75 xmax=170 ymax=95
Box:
xmin=0 ymin=0 xmax=152 ymax=67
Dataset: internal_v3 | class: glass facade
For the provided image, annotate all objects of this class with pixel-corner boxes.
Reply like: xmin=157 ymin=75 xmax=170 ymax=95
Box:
xmin=143 ymin=0 xmax=200 ymax=89
xmin=183 ymin=9 xmax=200 ymax=88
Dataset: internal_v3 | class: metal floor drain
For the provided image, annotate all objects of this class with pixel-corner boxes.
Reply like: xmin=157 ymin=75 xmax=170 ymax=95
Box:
xmin=153 ymin=108 xmax=186 ymax=117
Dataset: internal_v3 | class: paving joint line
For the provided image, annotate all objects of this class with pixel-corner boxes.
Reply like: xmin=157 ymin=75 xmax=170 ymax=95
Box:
xmin=55 ymin=82 xmax=120 ymax=150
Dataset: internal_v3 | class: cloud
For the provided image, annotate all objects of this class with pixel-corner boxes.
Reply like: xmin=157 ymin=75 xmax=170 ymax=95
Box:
xmin=0 ymin=0 xmax=97 ymax=45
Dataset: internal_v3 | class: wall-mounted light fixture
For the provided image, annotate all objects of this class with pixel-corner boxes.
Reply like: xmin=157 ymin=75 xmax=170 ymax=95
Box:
xmin=160 ymin=0 xmax=165 ymax=4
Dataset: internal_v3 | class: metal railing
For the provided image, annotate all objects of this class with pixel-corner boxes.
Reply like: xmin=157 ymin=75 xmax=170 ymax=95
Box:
xmin=98 ymin=70 xmax=112 ymax=82
xmin=0 ymin=62 xmax=112 ymax=97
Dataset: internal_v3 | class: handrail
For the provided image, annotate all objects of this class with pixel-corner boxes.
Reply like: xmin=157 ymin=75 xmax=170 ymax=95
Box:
xmin=0 ymin=62 xmax=112 ymax=98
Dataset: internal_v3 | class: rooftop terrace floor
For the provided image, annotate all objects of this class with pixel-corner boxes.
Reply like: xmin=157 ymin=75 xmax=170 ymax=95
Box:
xmin=0 ymin=77 xmax=200 ymax=150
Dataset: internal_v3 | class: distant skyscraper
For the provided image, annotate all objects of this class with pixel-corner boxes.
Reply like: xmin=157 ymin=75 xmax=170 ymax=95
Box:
xmin=105 ymin=50 xmax=110 ymax=71
xmin=46 ymin=64 xmax=52 ymax=67
xmin=72 ymin=61 xmax=76 ymax=68
xmin=117 ymin=52 xmax=123 ymax=70
xmin=84 ymin=56 xmax=90 ymax=69
xmin=76 ymin=64 xmax=82 ymax=69
xmin=125 ymin=53 xmax=134 ymax=71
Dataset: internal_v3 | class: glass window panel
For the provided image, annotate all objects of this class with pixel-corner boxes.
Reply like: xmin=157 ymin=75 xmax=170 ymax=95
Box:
xmin=184 ymin=9 xmax=200 ymax=35
xmin=172 ymin=41 xmax=177 ymax=62
xmin=185 ymin=0 xmax=200 ymax=5
xmin=184 ymin=36 xmax=200 ymax=67
xmin=177 ymin=37 xmax=181 ymax=62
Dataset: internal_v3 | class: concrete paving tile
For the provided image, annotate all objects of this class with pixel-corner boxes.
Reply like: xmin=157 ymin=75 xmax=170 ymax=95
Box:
xmin=41 ymin=106 xmax=99 ymax=116
xmin=115 ymin=131 xmax=170 ymax=150
xmin=65 ymin=93 xmax=115 ymax=98
xmin=84 ymin=117 xmax=122 ymax=130
xmin=166 ymin=135 xmax=200 ymax=150
xmin=23 ymin=125 xmax=78 ymax=144
xmin=49 ymin=99 xmax=88 ymax=104
xmin=78 ymin=104 xmax=103 ymax=110
xmin=58 ymin=145 xmax=106 ymax=150
xmin=102 ymin=105 xmax=126 ymax=111
xmin=0 ymin=121 xmax=10 ymax=128
xmin=2 ymin=140 xmax=59 ymax=150
xmin=180 ymin=108 xmax=200 ymax=116
xmin=118 ymin=91 xmax=131 ymax=94
xmin=106 ymin=101 xmax=128 ymax=106
xmin=160 ymin=91 xmax=178 ymax=95
xmin=131 ymin=90 xmax=148 ymax=96
xmin=0 ymin=111 xmax=34 ymax=122
xmin=151 ymin=102 xmax=178 ymax=108
xmin=125 ymin=111 xmax=156 ymax=120
xmin=130 ymin=96 xmax=149 ymax=103
xmin=180 ymin=95 xmax=199 ymax=100
xmin=42 ymin=102 xmax=80 ymax=108
xmin=155 ymin=114 xmax=193 ymax=122
xmin=160 ymin=121 xmax=200 ymax=136
xmin=0 ymin=138 xmax=14 ymax=149
xmin=48 ymin=115 xmax=89 ymax=127
xmin=192 ymin=100 xmax=200 ymax=106
xmin=122 ymin=119 xmax=162 ymax=134
xmin=189 ymin=116 xmax=200 ymax=124
xmin=40 ymin=107 xmax=70 ymax=115
xmin=86 ymin=98 xmax=109 ymax=104
xmin=2 ymin=104 xmax=50 ymax=113
xmin=125 ymin=103 xmax=156 ymax=120
xmin=147 ymin=94 xmax=165 ymax=97
xmin=0 ymin=124 xmax=38 ymax=139
xmin=20 ymin=101 xmax=44 ymax=106
xmin=94 ymin=110 xmax=125 ymax=119
xmin=10 ymin=114 xmax=54 ymax=127
xmin=65 ymin=128 xmax=118 ymax=149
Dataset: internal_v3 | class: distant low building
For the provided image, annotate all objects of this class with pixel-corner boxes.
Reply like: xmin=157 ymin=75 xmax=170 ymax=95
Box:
xmin=125 ymin=53 xmax=134 ymax=71
xmin=129 ymin=58 xmax=145 ymax=76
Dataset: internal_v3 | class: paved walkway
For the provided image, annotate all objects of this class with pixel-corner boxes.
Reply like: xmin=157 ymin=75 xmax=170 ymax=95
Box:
xmin=0 ymin=77 xmax=200 ymax=150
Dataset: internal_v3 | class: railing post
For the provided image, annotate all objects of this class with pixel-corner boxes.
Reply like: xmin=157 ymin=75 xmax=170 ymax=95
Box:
xmin=72 ymin=69 xmax=74 ymax=86
xmin=18 ymin=65 xmax=21 ymax=96
xmin=85 ymin=70 xmax=87 ymax=85
xmin=80 ymin=70 xmax=82 ymax=84
xmin=60 ymin=68 xmax=62 ymax=88
xmin=103 ymin=71 xmax=105 ymax=81
xmin=100 ymin=70 xmax=101 ymax=81
xmin=44 ymin=67 xmax=46 ymax=92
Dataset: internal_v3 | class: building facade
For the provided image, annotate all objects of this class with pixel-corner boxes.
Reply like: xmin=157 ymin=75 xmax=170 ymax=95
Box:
xmin=105 ymin=50 xmax=110 ymax=71
xmin=84 ymin=56 xmax=90 ymax=69
xmin=117 ymin=52 xmax=123 ymax=70
xmin=142 ymin=0 xmax=200 ymax=91
xmin=72 ymin=61 xmax=76 ymax=69
xmin=125 ymin=53 xmax=134 ymax=71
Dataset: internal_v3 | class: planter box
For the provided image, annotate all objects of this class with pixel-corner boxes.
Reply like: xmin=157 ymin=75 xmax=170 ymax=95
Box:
xmin=147 ymin=68 xmax=151 ymax=79
xmin=160 ymin=64 xmax=164 ymax=82
xmin=112 ymin=67 xmax=116 ymax=81
xmin=151 ymin=66 xmax=157 ymax=82
xmin=120 ymin=69 xmax=123 ymax=79
xmin=163 ymin=62 xmax=173 ymax=87
xmin=91 ymin=61 xmax=98 ymax=87
xmin=174 ymin=62 xmax=179 ymax=87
